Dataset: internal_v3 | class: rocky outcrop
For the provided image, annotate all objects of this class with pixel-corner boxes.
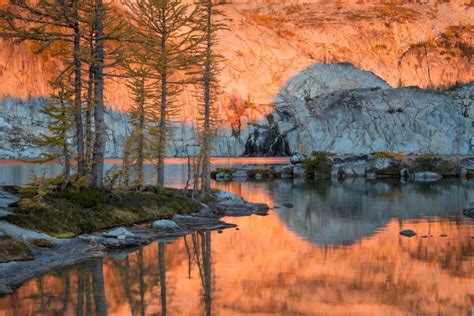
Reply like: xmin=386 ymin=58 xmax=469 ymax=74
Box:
xmin=242 ymin=65 xmax=473 ymax=156
xmin=270 ymin=85 xmax=472 ymax=155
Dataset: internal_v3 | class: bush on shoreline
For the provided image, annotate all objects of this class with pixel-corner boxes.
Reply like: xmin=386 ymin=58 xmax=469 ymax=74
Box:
xmin=302 ymin=151 xmax=333 ymax=177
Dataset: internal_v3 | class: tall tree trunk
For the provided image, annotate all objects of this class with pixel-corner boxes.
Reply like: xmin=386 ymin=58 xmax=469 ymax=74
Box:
xmin=157 ymin=11 xmax=167 ymax=187
xmin=201 ymin=0 xmax=212 ymax=195
xmin=73 ymin=0 xmax=85 ymax=176
xmin=91 ymin=0 xmax=106 ymax=188
xmin=85 ymin=64 xmax=94 ymax=173
xmin=136 ymin=77 xmax=145 ymax=189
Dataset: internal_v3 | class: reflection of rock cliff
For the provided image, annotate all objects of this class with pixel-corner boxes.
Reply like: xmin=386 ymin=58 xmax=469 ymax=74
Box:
xmin=272 ymin=179 xmax=474 ymax=246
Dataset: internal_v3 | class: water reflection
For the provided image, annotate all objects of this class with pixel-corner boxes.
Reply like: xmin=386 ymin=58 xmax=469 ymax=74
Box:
xmin=0 ymin=160 xmax=473 ymax=315
xmin=264 ymin=178 xmax=472 ymax=245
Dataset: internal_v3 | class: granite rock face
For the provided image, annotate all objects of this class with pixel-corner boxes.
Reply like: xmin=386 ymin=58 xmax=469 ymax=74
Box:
xmin=0 ymin=97 xmax=129 ymax=159
xmin=244 ymin=65 xmax=473 ymax=156
xmin=0 ymin=64 xmax=472 ymax=158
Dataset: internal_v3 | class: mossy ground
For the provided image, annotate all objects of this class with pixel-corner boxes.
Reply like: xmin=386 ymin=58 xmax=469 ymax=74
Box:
xmin=0 ymin=237 xmax=32 ymax=263
xmin=4 ymin=186 xmax=202 ymax=238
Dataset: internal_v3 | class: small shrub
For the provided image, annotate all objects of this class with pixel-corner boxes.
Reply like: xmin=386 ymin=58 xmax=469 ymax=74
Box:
xmin=414 ymin=154 xmax=442 ymax=171
xmin=302 ymin=151 xmax=333 ymax=177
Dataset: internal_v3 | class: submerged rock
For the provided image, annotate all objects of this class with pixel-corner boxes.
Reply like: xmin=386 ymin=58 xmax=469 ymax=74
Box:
xmin=152 ymin=220 xmax=180 ymax=231
xmin=102 ymin=237 xmax=149 ymax=249
xmin=411 ymin=172 xmax=443 ymax=182
xmin=282 ymin=203 xmax=294 ymax=208
xmin=463 ymin=204 xmax=474 ymax=219
xmin=211 ymin=190 xmax=269 ymax=216
xmin=400 ymin=229 xmax=417 ymax=237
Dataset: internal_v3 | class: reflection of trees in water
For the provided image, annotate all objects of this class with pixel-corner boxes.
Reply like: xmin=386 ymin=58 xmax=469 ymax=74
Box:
xmin=112 ymin=248 xmax=160 ymax=316
xmin=184 ymin=230 xmax=213 ymax=316
xmin=158 ymin=242 xmax=167 ymax=316
xmin=20 ymin=271 xmax=71 ymax=314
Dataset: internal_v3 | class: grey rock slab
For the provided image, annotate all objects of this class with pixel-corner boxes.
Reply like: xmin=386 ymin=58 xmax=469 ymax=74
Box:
xmin=103 ymin=227 xmax=135 ymax=239
xmin=152 ymin=220 xmax=180 ymax=231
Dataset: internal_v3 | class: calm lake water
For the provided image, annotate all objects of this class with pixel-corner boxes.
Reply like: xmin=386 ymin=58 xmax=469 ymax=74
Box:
xmin=0 ymin=158 xmax=473 ymax=315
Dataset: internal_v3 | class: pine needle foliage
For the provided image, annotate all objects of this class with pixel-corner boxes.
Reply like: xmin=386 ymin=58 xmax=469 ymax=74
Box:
xmin=124 ymin=0 xmax=203 ymax=186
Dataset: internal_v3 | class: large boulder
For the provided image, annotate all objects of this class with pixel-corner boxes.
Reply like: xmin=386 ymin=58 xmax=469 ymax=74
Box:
xmin=273 ymin=86 xmax=471 ymax=155
xmin=290 ymin=152 xmax=305 ymax=165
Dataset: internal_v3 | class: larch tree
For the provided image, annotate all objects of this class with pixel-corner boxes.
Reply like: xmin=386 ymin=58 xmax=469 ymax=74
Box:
xmin=37 ymin=77 xmax=75 ymax=191
xmin=122 ymin=53 xmax=155 ymax=190
xmin=192 ymin=0 xmax=226 ymax=195
xmin=0 ymin=0 xmax=86 ymax=175
xmin=125 ymin=0 xmax=203 ymax=187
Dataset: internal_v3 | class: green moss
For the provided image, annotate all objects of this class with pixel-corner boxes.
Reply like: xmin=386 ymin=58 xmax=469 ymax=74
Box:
xmin=302 ymin=151 xmax=333 ymax=177
xmin=216 ymin=168 xmax=234 ymax=174
xmin=51 ymin=232 xmax=75 ymax=239
xmin=5 ymin=187 xmax=202 ymax=238
xmin=373 ymin=151 xmax=406 ymax=161
xmin=0 ymin=237 xmax=32 ymax=263
xmin=201 ymin=194 xmax=217 ymax=205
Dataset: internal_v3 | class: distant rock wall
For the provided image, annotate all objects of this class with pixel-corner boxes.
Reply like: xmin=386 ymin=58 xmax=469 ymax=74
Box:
xmin=0 ymin=97 xmax=130 ymax=159
xmin=0 ymin=64 xmax=472 ymax=159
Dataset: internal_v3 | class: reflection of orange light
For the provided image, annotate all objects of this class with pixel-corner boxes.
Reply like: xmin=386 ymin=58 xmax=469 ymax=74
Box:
xmin=1 ymin=201 xmax=472 ymax=315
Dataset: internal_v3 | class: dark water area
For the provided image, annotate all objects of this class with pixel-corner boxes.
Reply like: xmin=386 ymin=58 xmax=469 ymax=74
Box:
xmin=0 ymin=159 xmax=473 ymax=315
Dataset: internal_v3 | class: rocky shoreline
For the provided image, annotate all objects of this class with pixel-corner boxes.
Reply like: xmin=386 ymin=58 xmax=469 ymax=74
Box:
xmin=211 ymin=153 xmax=474 ymax=182
xmin=0 ymin=190 xmax=269 ymax=295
